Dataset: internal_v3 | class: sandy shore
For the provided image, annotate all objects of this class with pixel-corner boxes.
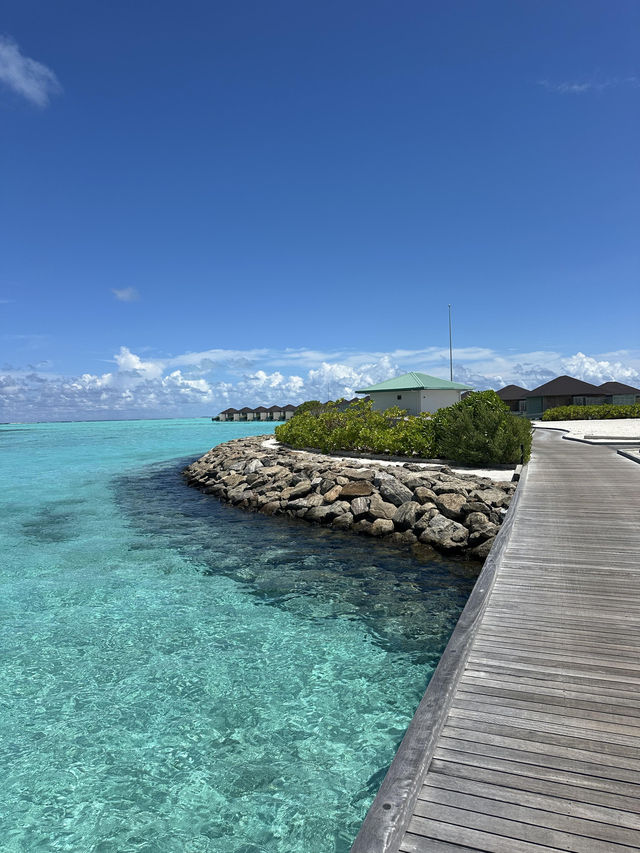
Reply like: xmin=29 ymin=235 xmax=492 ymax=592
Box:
xmin=533 ymin=419 xmax=640 ymax=440
xmin=261 ymin=438 xmax=517 ymax=482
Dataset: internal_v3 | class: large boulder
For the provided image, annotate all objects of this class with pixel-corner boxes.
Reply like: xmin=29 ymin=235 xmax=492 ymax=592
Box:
xmin=332 ymin=512 xmax=354 ymax=530
xmin=419 ymin=513 xmax=469 ymax=551
xmin=351 ymin=496 xmax=370 ymax=519
xmin=370 ymin=518 xmax=395 ymax=537
xmin=323 ymin=484 xmax=343 ymax=503
xmin=289 ymin=479 xmax=312 ymax=498
xmin=305 ymin=505 xmax=335 ymax=523
xmin=392 ymin=501 xmax=421 ymax=530
xmin=378 ymin=477 xmax=413 ymax=507
xmin=368 ymin=495 xmax=398 ymax=521
xmin=340 ymin=481 xmax=374 ymax=498
xmin=414 ymin=486 xmax=438 ymax=505
xmin=435 ymin=492 xmax=467 ymax=520
xmin=244 ymin=458 xmax=264 ymax=474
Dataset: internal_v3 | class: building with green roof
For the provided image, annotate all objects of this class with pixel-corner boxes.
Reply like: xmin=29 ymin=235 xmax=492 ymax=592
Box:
xmin=356 ymin=371 xmax=473 ymax=416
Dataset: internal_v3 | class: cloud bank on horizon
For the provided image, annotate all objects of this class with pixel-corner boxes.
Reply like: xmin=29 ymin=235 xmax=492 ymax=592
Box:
xmin=1 ymin=346 xmax=639 ymax=422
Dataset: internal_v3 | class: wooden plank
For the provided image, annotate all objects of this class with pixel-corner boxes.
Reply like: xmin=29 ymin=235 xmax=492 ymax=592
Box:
xmin=416 ymin=786 xmax=640 ymax=847
xmin=400 ymin=824 xmax=559 ymax=853
xmin=428 ymin=758 xmax=640 ymax=815
xmin=420 ymin=771 xmax=640 ymax=831
xmin=410 ymin=803 xmax=640 ymax=853
xmin=434 ymin=745 xmax=640 ymax=797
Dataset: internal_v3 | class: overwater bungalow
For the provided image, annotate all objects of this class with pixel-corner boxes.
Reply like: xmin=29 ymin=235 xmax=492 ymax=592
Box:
xmin=254 ymin=406 xmax=269 ymax=421
xmin=216 ymin=407 xmax=239 ymax=422
xmin=283 ymin=404 xmax=297 ymax=420
xmin=267 ymin=405 xmax=284 ymax=420
xmin=239 ymin=406 xmax=255 ymax=421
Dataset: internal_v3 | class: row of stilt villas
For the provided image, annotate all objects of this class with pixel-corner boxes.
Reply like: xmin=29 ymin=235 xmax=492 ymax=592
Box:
xmin=214 ymin=404 xmax=298 ymax=422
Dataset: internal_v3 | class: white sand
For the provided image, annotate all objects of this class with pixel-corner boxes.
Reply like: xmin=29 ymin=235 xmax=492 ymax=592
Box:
xmin=260 ymin=438 xmax=515 ymax=482
xmin=533 ymin=419 xmax=640 ymax=440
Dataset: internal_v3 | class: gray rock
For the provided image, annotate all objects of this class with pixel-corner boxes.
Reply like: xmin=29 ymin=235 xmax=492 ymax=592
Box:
xmin=367 ymin=495 xmax=397 ymax=521
xmin=466 ymin=511 xmax=492 ymax=532
xmin=414 ymin=486 xmax=438 ymax=504
xmin=470 ymin=536 xmax=496 ymax=559
xmin=370 ymin=518 xmax=395 ymax=537
xmin=471 ymin=487 xmax=508 ymax=507
xmin=289 ymin=479 xmax=312 ymax=499
xmin=435 ymin=492 xmax=467 ymax=520
xmin=392 ymin=500 xmax=421 ymax=530
xmin=419 ymin=513 xmax=469 ymax=551
xmin=353 ymin=519 xmax=373 ymax=535
xmin=305 ymin=505 xmax=335 ymax=523
xmin=345 ymin=468 xmax=376 ymax=481
xmin=351 ymin=496 xmax=370 ymax=518
xmin=244 ymin=458 xmax=264 ymax=474
xmin=462 ymin=500 xmax=491 ymax=515
xmin=287 ymin=494 xmax=324 ymax=511
xmin=388 ymin=530 xmax=418 ymax=547
xmin=319 ymin=478 xmax=336 ymax=494
xmin=227 ymin=485 xmax=249 ymax=503
xmin=469 ymin=522 xmax=499 ymax=543
xmin=323 ymin=484 xmax=343 ymax=503
xmin=340 ymin=481 xmax=374 ymax=497
xmin=372 ymin=470 xmax=395 ymax=488
xmin=332 ymin=512 xmax=354 ymax=530
xmin=222 ymin=473 xmax=245 ymax=488
xmin=261 ymin=501 xmax=281 ymax=515
xmin=378 ymin=477 xmax=413 ymax=507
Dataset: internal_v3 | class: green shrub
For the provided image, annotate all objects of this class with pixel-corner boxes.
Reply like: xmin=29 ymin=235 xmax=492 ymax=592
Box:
xmin=275 ymin=398 xmax=435 ymax=457
xmin=541 ymin=403 xmax=640 ymax=421
xmin=431 ymin=390 xmax=532 ymax=465
xmin=275 ymin=393 xmax=531 ymax=464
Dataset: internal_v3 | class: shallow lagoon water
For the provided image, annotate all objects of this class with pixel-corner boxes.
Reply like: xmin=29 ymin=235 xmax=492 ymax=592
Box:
xmin=1 ymin=419 xmax=477 ymax=852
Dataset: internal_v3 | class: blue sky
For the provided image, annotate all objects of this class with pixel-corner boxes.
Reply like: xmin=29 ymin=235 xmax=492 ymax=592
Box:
xmin=1 ymin=1 xmax=639 ymax=420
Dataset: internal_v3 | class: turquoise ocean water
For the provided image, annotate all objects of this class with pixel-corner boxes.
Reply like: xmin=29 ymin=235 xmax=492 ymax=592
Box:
xmin=1 ymin=419 xmax=477 ymax=853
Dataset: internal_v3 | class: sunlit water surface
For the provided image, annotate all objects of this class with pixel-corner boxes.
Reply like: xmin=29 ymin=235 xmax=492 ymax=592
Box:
xmin=0 ymin=419 xmax=478 ymax=853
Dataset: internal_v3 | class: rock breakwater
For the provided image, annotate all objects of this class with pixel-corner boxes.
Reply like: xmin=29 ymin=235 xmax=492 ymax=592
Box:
xmin=183 ymin=435 xmax=518 ymax=559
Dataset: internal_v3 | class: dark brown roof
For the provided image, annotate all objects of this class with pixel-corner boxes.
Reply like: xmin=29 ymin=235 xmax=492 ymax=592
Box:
xmin=598 ymin=381 xmax=640 ymax=395
xmin=239 ymin=406 xmax=254 ymax=413
xmin=525 ymin=375 xmax=603 ymax=397
xmin=282 ymin=404 xmax=298 ymax=411
xmin=496 ymin=384 xmax=529 ymax=401
xmin=221 ymin=407 xmax=239 ymax=414
xmin=267 ymin=404 xmax=283 ymax=412
xmin=253 ymin=406 xmax=268 ymax=412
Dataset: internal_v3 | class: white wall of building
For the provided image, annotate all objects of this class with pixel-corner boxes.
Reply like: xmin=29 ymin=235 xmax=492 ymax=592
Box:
xmin=420 ymin=390 xmax=462 ymax=413
xmin=368 ymin=389 xmax=462 ymax=415
xmin=369 ymin=390 xmax=421 ymax=415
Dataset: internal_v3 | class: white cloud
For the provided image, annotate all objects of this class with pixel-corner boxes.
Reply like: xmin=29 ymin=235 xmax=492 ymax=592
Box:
xmin=0 ymin=36 xmax=62 ymax=107
xmin=539 ymin=76 xmax=640 ymax=95
xmin=1 ymin=345 xmax=639 ymax=422
xmin=112 ymin=287 xmax=140 ymax=302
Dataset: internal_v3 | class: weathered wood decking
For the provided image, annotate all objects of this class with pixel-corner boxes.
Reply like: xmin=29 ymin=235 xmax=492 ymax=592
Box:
xmin=352 ymin=428 xmax=640 ymax=852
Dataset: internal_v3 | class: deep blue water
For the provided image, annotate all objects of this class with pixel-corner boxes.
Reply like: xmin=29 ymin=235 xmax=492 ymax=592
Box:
xmin=0 ymin=419 xmax=477 ymax=852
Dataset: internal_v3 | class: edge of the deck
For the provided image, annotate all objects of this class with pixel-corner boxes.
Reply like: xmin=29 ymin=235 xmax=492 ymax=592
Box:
xmin=350 ymin=459 xmax=530 ymax=853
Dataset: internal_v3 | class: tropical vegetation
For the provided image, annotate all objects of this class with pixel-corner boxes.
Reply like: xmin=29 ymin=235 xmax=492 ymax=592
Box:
xmin=541 ymin=403 xmax=640 ymax=421
xmin=275 ymin=391 xmax=532 ymax=464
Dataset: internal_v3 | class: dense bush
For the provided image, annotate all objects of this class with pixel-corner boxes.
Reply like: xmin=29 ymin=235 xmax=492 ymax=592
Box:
xmin=541 ymin=403 xmax=640 ymax=421
xmin=274 ymin=399 xmax=435 ymax=456
xmin=276 ymin=392 xmax=532 ymax=464
xmin=431 ymin=391 xmax=532 ymax=464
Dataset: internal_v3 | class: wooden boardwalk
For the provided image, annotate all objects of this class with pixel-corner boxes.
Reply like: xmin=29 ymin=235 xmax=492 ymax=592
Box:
xmin=352 ymin=429 xmax=640 ymax=852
